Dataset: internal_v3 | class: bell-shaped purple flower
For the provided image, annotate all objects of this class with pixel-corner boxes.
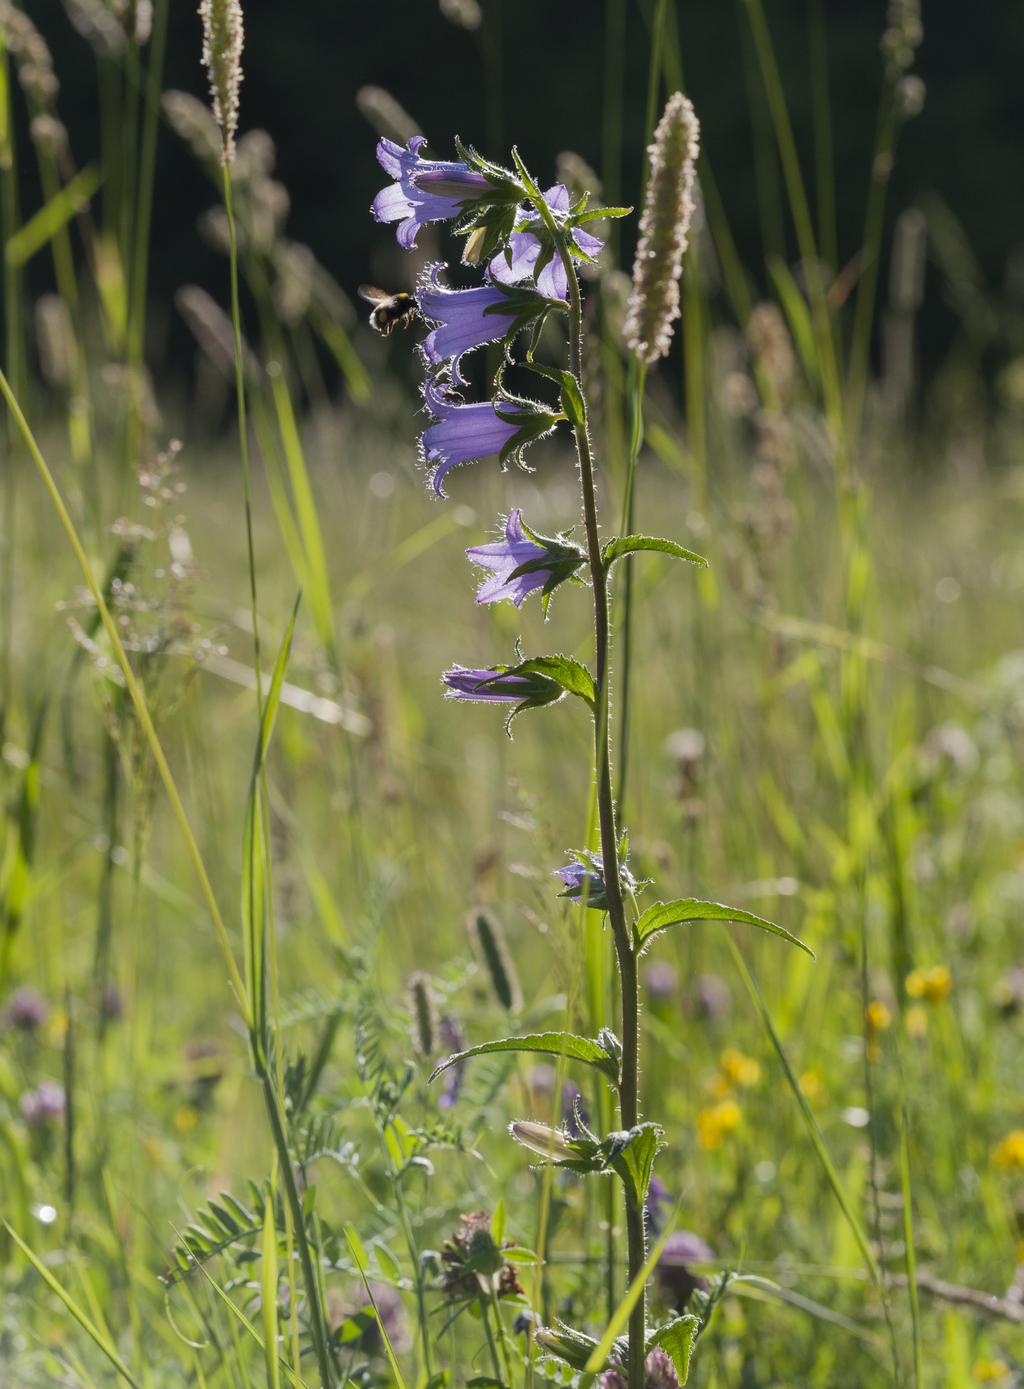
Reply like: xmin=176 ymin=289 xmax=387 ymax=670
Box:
xmin=418 ymin=267 xmax=551 ymax=385
xmin=490 ymin=184 xmax=604 ymax=300
xmin=371 ymin=136 xmax=492 ymax=249
xmin=421 ymin=378 xmax=557 ymax=498
xmin=467 ymin=509 xmax=584 ymax=609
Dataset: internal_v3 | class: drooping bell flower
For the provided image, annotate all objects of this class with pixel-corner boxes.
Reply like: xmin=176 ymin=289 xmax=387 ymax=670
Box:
xmin=417 ymin=266 xmax=554 ymax=385
xmin=371 ymin=136 xmax=493 ymax=248
xmin=489 ymin=184 xmax=604 ymax=300
xmin=466 ymin=509 xmax=584 ymax=610
xmin=421 ymin=377 xmax=558 ymax=498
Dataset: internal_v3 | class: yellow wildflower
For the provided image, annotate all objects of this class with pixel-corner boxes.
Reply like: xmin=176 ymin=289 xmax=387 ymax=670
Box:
xmin=697 ymin=1100 xmax=741 ymax=1151
xmin=992 ymin=1130 xmax=1024 ymax=1172
xmin=905 ymin=964 xmax=952 ymax=1002
xmin=866 ymin=1000 xmax=892 ymax=1032
xmin=174 ymin=1104 xmax=200 ymax=1134
xmin=973 ymin=1360 xmax=1010 ymax=1383
xmin=798 ymin=1069 xmax=826 ymax=1104
xmin=720 ymin=1048 xmax=761 ymax=1088
xmin=905 ymin=1004 xmax=928 ymax=1037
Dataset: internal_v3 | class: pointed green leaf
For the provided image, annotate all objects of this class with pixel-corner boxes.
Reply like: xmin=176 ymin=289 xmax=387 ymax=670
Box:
xmin=602 ymin=535 xmax=708 ymax=569
xmin=634 ymin=899 xmax=814 ymax=957
xmin=430 ymin=1031 xmax=619 ymax=1083
xmin=647 ymin=1316 xmax=700 ymax=1383
xmin=607 ymin=1123 xmax=663 ymax=1207
xmin=503 ymin=654 xmax=596 ymax=708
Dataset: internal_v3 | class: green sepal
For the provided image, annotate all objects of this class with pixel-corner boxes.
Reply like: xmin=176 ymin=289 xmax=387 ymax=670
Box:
xmin=519 ymin=361 xmax=586 ymax=431
xmin=500 ymin=654 xmax=596 ymax=710
xmin=535 ymin=1321 xmax=605 ymax=1371
xmin=429 ymin=1030 xmax=620 ymax=1084
xmin=602 ymin=534 xmax=708 ymax=570
xmin=633 ymin=898 xmax=814 ymax=957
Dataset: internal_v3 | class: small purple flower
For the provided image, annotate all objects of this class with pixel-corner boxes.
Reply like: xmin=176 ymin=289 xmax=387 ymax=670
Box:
xmin=467 ymin=509 xmax=583 ymax=609
xmin=644 ymin=961 xmax=678 ymax=1003
xmin=554 ymin=849 xmax=643 ymax=912
xmin=20 ymin=1080 xmax=66 ymax=1129
xmin=438 ymin=1015 xmax=467 ymax=1110
xmin=371 ymin=136 xmax=492 ymax=249
xmin=3 ymin=987 xmax=49 ymax=1031
xmin=644 ymin=1174 xmax=671 ymax=1235
xmin=421 ymin=378 xmax=557 ymax=497
xmin=490 ymin=184 xmax=604 ymax=300
xmin=656 ymin=1229 xmax=713 ymax=1310
xmin=418 ymin=267 xmax=550 ymax=384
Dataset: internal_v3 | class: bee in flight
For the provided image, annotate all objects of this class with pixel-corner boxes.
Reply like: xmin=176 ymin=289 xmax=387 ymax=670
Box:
xmin=358 ymin=285 xmax=418 ymax=336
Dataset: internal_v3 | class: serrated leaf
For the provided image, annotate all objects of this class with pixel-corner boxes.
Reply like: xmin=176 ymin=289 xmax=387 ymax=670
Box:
xmin=520 ymin=360 xmax=586 ymax=430
xmin=602 ymin=535 xmax=708 ymax=569
xmin=430 ymin=1031 xmax=618 ymax=1083
xmin=647 ymin=1315 xmax=699 ymax=1383
xmin=503 ymin=654 xmax=596 ymax=709
xmin=633 ymin=898 xmax=814 ymax=957
xmin=607 ymin=1123 xmax=663 ymax=1206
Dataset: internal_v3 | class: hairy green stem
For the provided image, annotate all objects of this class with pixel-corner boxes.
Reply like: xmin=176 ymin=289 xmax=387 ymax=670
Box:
xmin=615 ymin=358 xmax=646 ymax=816
xmin=522 ymin=163 xmax=646 ymax=1389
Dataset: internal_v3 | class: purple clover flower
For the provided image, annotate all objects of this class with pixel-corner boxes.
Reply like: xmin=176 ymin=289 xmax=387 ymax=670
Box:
xmin=3 ymin=987 xmax=49 ymax=1031
xmin=466 ymin=509 xmax=583 ymax=609
xmin=371 ymin=137 xmax=492 ymax=249
xmin=20 ymin=1080 xmax=66 ymax=1129
xmin=421 ymin=378 xmax=556 ymax=498
xmin=418 ymin=267 xmax=550 ymax=385
xmin=656 ymin=1229 xmax=713 ymax=1310
xmin=490 ymin=184 xmax=604 ymax=300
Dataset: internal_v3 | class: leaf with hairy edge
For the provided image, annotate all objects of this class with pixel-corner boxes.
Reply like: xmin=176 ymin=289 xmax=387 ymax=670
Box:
xmin=647 ymin=1316 xmax=700 ymax=1383
xmin=633 ymin=899 xmax=814 ymax=958
xmin=602 ymin=535 xmax=708 ymax=569
xmin=607 ymin=1123 xmax=663 ymax=1207
xmin=429 ymin=1031 xmax=619 ymax=1084
xmin=573 ymin=206 xmax=634 ymax=222
xmin=501 ymin=654 xmax=596 ymax=709
xmin=521 ymin=360 xmax=586 ymax=431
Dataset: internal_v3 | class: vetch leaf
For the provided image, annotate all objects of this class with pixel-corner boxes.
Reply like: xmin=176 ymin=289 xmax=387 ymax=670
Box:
xmin=430 ymin=1031 xmax=619 ymax=1084
xmin=602 ymin=534 xmax=708 ymax=569
xmin=633 ymin=898 xmax=814 ymax=958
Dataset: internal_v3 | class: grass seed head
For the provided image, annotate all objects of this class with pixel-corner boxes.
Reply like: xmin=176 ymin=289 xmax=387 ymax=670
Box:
xmin=198 ymin=0 xmax=244 ymax=163
xmin=470 ymin=909 xmax=522 ymax=1013
xmin=623 ymin=91 xmax=700 ymax=366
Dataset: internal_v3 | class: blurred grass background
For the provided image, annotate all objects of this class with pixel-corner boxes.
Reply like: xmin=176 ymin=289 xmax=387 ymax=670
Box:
xmin=2 ymin=1 xmax=1024 ymax=1385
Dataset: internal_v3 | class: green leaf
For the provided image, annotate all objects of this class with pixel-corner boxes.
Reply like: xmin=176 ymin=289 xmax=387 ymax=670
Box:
xmin=5 ymin=164 xmax=102 ymax=269
xmin=345 ymin=1225 xmax=408 ymax=1389
xmin=647 ymin=1316 xmax=700 ymax=1383
xmin=504 ymin=654 xmax=596 ymax=709
xmin=606 ymin=1123 xmax=663 ymax=1207
xmin=520 ymin=360 xmax=586 ymax=430
xmin=602 ymin=534 xmax=708 ymax=569
xmin=633 ymin=898 xmax=814 ymax=958
xmin=584 ymin=1208 xmax=683 ymax=1373
xmin=429 ymin=1031 xmax=619 ymax=1083
xmin=3 ymin=1222 xmax=140 ymax=1387
xmin=572 ymin=205 xmax=633 ymax=222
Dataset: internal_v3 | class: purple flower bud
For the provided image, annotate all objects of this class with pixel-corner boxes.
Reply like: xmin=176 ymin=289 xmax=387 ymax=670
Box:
xmin=554 ymin=848 xmax=642 ymax=912
xmin=20 ymin=1080 xmax=66 ymax=1129
xmin=421 ymin=378 xmax=558 ymax=498
xmin=371 ymin=136 xmax=491 ymax=249
xmin=442 ymin=664 xmax=545 ymax=704
xmin=467 ymin=510 xmax=584 ymax=609
xmin=489 ymin=184 xmax=603 ymax=300
xmin=4 ymin=987 xmax=49 ymax=1031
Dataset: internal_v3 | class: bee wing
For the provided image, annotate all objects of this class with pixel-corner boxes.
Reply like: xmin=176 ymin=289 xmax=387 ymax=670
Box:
xmin=358 ymin=285 xmax=389 ymax=305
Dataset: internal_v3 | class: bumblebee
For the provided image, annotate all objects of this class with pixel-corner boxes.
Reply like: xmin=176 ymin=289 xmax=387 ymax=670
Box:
xmin=358 ymin=285 xmax=418 ymax=336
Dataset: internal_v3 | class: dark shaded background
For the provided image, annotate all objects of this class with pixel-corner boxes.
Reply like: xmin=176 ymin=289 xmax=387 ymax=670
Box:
xmin=22 ymin=0 xmax=1024 ymax=385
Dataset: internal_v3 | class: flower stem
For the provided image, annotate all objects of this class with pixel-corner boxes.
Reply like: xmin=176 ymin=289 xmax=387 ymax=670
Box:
xmin=520 ymin=166 xmax=646 ymax=1389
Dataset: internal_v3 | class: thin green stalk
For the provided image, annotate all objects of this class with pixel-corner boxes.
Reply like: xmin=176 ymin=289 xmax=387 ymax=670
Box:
xmin=391 ymin=1157 xmax=433 ymax=1381
xmin=0 ymin=368 xmax=248 ymax=1016
xmin=480 ymin=1296 xmax=504 ymax=1386
xmin=516 ymin=154 xmax=645 ymax=1389
xmin=615 ymin=357 xmax=646 ymax=815
xmin=807 ymin=0 xmax=837 ymax=270
xmin=223 ymin=163 xmax=264 ymax=710
xmin=0 ymin=34 xmax=21 ymax=748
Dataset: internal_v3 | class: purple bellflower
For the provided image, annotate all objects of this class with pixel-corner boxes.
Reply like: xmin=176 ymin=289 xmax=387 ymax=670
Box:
xmin=467 ymin=509 xmax=584 ymax=610
xmin=371 ymin=136 xmax=493 ymax=249
xmin=421 ymin=377 xmax=558 ymax=498
xmin=418 ymin=266 xmax=554 ymax=385
xmin=555 ymin=847 xmax=644 ymax=911
xmin=442 ymin=663 xmax=558 ymax=705
xmin=490 ymin=184 xmax=604 ymax=300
